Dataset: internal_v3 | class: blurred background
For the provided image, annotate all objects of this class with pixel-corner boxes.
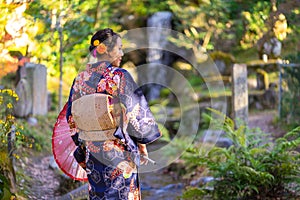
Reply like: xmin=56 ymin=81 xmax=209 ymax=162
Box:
xmin=0 ymin=0 xmax=299 ymax=199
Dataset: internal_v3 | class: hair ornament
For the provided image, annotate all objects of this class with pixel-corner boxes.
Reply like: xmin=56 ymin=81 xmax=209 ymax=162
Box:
xmin=93 ymin=39 xmax=100 ymax=46
xmin=96 ymin=43 xmax=107 ymax=55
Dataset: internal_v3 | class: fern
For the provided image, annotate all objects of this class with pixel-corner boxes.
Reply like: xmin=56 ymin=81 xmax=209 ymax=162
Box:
xmin=182 ymin=109 xmax=300 ymax=199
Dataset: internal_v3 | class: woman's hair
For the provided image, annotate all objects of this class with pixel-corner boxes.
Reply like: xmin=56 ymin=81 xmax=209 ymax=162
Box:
xmin=89 ymin=28 xmax=120 ymax=54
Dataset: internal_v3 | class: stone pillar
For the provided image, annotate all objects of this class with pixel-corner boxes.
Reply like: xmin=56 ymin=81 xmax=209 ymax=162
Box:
xmin=19 ymin=65 xmax=27 ymax=79
xmin=14 ymin=78 xmax=32 ymax=117
xmin=25 ymin=63 xmax=48 ymax=116
xmin=232 ymin=64 xmax=248 ymax=127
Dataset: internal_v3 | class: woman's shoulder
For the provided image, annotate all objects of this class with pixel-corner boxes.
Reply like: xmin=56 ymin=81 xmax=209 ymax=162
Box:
xmin=112 ymin=68 xmax=132 ymax=79
xmin=113 ymin=67 xmax=128 ymax=74
xmin=78 ymin=69 xmax=91 ymax=77
xmin=113 ymin=68 xmax=133 ymax=78
xmin=72 ymin=70 xmax=90 ymax=84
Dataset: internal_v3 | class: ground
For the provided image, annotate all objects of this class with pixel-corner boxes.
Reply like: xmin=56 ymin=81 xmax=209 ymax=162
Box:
xmin=248 ymin=109 xmax=285 ymax=138
xmin=19 ymin=155 xmax=60 ymax=199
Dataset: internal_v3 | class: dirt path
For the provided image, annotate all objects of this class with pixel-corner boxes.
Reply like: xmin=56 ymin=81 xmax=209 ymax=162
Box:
xmin=17 ymin=154 xmax=61 ymax=199
xmin=248 ymin=109 xmax=285 ymax=138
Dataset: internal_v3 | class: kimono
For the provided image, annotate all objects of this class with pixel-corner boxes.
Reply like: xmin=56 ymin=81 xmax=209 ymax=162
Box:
xmin=66 ymin=61 xmax=161 ymax=200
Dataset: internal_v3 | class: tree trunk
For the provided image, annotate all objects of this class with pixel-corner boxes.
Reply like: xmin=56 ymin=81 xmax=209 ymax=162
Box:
xmin=94 ymin=0 xmax=101 ymax=28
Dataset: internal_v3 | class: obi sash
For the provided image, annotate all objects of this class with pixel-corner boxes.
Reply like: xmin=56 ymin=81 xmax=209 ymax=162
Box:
xmin=71 ymin=93 xmax=121 ymax=141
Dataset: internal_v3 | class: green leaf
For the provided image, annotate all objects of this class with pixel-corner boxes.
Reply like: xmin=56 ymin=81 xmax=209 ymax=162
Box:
xmin=249 ymin=148 xmax=267 ymax=156
xmin=208 ymin=147 xmax=230 ymax=159
xmin=248 ymin=185 xmax=259 ymax=194
xmin=182 ymin=187 xmax=208 ymax=199
xmin=206 ymin=107 xmax=234 ymax=132
xmin=0 ymin=174 xmax=10 ymax=200
xmin=235 ymin=125 xmax=246 ymax=147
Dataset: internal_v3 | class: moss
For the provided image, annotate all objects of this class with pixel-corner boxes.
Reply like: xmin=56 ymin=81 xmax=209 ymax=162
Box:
xmin=209 ymin=51 xmax=236 ymax=66
xmin=0 ymin=151 xmax=10 ymax=170
xmin=232 ymin=47 xmax=258 ymax=63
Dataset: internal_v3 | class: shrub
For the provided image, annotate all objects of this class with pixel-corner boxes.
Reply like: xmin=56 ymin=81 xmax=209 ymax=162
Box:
xmin=182 ymin=109 xmax=300 ymax=200
xmin=0 ymin=89 xmax=20 ymax=198
xmin=0 ymin=89 xmax=32 ymax=152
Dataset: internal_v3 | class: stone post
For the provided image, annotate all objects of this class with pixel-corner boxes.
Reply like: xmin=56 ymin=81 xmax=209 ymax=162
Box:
xmin=25 ymin=63 xmax=48 ymax=116
xmin=232 ymin=64 xmax=248 ymax=127
xmin=14 ymin=78 xmax=32 ymax=117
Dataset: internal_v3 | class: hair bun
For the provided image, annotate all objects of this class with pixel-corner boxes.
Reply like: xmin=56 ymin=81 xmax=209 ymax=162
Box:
xmin=89 ymin=28 xmax=120 ymax=53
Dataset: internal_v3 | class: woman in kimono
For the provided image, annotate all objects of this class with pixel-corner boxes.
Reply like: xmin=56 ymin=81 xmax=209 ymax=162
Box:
xmin=66 ymin=28 xmax=161 ymax=199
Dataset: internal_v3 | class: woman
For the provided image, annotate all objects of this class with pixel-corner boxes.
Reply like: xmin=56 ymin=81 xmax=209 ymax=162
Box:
xmin=66 ymin=28 xmax=161 ymax=199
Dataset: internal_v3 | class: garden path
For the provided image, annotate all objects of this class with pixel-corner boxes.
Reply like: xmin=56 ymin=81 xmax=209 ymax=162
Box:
xmin=248 ymin=109 xmax=285 ymax=138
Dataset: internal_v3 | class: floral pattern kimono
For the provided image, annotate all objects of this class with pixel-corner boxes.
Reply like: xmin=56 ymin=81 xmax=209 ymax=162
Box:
xmin=66 ymin=61 xmax=161 ymax=200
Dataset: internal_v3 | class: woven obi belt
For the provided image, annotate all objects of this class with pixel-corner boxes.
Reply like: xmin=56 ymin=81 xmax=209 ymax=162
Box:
xmin=71 ymin=93 xmax=121 ymax=141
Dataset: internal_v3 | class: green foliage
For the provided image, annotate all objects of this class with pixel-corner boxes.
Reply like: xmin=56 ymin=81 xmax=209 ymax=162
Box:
xmin=157 ymin=123 xmax=171 ymax=142
xmin=167 ymin=0 xmax=235 ymax=52
xmin=209 ymin=51 xmax=235 ymax=66
xmin=199 ymin=112 xmax=212 ymax=130
xmin=163 ymin=136 xmax=195 ymax=160
xmin=188 ymin=74 xmax=205 ymax=88
xmin=0 ymin=89 xmax=22 ymax=199
xmin=0 ymin=73 xmax=15 ymax=89
xmin=0 ymin=89 xmax=21 ymax=151
xmin=182 ymin=187 xmax=207 ymax=200
xmin=240 ymin=1 xmax=271 ymax=49
xmin=0 ymin=89 xmax=39 ymax=153
xmin=16 ymin=112 xmax=57 ymax=153
xmin=126 ymin=0 xmax=170 ymax=16
xmin=149 ymin=101 xmax=172 ymax=142
xmin=182 ymin=109 xmax=300 ymax=199
xmin=0 ymin=174 xmax=12 ymax=200
xmin=25 ymin=0 xmax=98 ymax=90
xmin=280 ymin=66 xmax=300 ymax=125
xmin=1 ymin=0 xmax=300 ymax=96
xmin=0 ymin=88 xmax=59 ymax=197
